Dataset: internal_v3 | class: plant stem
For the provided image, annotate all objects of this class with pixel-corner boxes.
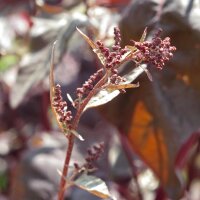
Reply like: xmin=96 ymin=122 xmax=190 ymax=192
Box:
xmin=58 ymin=134 xmax=75 ymax=200
xmin=57 ymin=74 xmax=107 ymax=200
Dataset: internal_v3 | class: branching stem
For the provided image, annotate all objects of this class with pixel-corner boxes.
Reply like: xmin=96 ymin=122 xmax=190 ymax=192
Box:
xmin=55 ymin=26 xmax=176 ymax=200
xmin=58 ymin=74 xmax=107 ymax=200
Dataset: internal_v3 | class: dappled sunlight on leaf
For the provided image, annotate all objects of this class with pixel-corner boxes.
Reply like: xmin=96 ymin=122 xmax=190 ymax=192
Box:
xmin=127 ymin=101 xmax=169 ymax=185
xmin=73 ymin=173 xmax=111 ymax=199
xmin=123 ymin=64 xmax=147 ymax=83
xmin=85 ymin=89 xmax=120 ymax=111
xmin=85 ymin=65 xmax=146 ymax=111
xmin=106 ymin=83 xmax=139 ymax=92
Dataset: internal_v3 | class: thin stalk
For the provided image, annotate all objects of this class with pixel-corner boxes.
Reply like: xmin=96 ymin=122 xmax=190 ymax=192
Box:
xmin=58 ymin=134 xmax=74 ymax=200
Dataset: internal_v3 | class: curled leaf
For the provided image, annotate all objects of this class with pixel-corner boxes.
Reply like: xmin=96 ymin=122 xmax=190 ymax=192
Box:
xmin=49 ymin=41 xmax=64 ymax=132
xmin=76 ymin=27 xmax=106 ymax=66
xmin=49 ymin=41 xmax=57 ymax=90
xmin=76 ymin=27 xmax=97 ymax=49
xmin=73 ymin=173 xmax=111 ymax=199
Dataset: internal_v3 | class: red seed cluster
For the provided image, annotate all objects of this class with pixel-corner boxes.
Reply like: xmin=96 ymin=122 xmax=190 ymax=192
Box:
xmin=76 ymin=69 xmax=104 ymax=99
xmin=73 ymin=142 xmax=104 ymax=171
xmin=84 ymin=142 xmax=104 ymax=170
xmin=113 ymin=27 xmax=128 ymax=55
xmin=96 ymin=28 xmax=127 ymax=70
xmin=53 ymin=84 xmax=72 ymax=127
xmin=96 ymin=27 xmax=128 ymax=85
xmin=132 ymin=29 xmax=176 ymax=69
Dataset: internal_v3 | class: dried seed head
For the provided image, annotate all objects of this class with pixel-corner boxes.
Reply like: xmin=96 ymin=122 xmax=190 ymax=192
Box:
xmin=132 ymin=29 xmax=176 ymax=69
xmin=82 ymin=142 xmax=105 ymax=171
xmin=52 ymin=84 xmax=72 ymax=128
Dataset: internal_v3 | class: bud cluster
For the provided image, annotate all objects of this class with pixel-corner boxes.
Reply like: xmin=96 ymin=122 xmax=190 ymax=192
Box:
xmin=131 ymin=29 xmax=176 ymax=69
xmin=52 ymin=84 xmax=72 ymax=128
xmin=74 ymin=142 xmax=105 ymax=171
xmin=76 ymin=69 xmax=104 ymax=99
xmin=96 ymin=27 xmax=128 ymax=85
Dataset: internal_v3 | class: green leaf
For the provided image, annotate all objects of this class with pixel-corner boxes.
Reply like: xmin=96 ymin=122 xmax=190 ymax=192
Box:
xmin=0 ymin=55 xmax=19 ymax=71
xmin=73 ymin=173 xmax=111 ymax=199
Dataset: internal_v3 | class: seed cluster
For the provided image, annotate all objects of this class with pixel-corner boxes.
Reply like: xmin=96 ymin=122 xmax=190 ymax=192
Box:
xmin=131 ymin=29 xmax=176 ymax=69
xmin=52 ymin=84 xmax=72 ymax=128
xmin=96 ymin=27 xmax=128 ymax=85
xmin=51 ymin=27 xmax=176 ymax=182
xmin=76 ymin=69 xmax=104 ymax=99
xmin=74 ymin=142 xmax=104 ymax=171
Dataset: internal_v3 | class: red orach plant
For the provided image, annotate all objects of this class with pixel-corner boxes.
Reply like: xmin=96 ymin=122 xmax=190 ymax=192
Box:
xmin=49 ymin=27 xmax=176 ymax=200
